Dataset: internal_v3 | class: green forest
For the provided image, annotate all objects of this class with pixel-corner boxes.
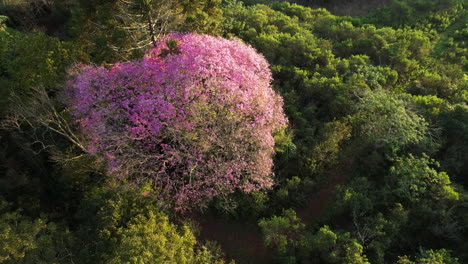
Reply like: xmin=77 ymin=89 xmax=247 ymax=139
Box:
xmin=0 ymin=0 xmax=467 ymax=263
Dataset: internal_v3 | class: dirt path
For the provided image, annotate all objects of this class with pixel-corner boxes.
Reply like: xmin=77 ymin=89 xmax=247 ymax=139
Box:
xmin=194 ymin=211 xmax=272 ymax=264
xmin=297 ymin=165 xmax=349 ymax=225
xmin=192 ymin=161 xmax=352 ymax=263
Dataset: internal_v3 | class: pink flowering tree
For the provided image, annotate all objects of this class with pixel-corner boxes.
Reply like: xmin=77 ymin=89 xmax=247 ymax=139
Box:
xmin=66 ymin=34 xmax=287 ymax=210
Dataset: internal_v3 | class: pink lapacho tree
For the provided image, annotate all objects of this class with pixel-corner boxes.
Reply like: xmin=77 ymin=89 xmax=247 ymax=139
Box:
xmin=66 ymin=34 xmax=287 ymax=210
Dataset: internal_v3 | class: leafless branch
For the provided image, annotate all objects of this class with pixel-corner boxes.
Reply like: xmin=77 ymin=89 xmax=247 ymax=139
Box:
xmin=2 ymin=86 xmax=88 ymax=159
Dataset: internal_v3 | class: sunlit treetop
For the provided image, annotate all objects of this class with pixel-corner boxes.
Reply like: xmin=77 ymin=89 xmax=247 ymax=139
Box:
xmin=67 ymin=33 xmax=287 ymax=210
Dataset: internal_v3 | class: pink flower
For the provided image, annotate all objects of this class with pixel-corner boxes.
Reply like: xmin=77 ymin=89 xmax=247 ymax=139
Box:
xmin=66 ymin=34 xmax=287 ymax=210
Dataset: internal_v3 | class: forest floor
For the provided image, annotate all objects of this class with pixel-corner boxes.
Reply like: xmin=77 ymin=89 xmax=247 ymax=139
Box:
xmin=297 ymin=163 xmax=349 ymax=226
xmin=193 ymin=210 xmax=272 ymax=264
xmin=193 ymin=161 xmax=350 ymax=263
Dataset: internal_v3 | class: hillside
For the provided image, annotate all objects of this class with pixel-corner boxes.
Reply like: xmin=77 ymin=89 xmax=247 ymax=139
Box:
xmin=1 ymin=0 xmax=467 ymax=263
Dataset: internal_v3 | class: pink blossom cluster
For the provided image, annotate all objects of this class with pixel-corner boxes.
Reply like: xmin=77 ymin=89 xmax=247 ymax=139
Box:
xmin=66 ymin=34 xmax=287 ymax=210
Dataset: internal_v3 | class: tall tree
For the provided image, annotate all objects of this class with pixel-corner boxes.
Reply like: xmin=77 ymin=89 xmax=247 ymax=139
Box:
xmin=116 ymin=0 xmax=181 ymax=49
xmin=66 ymin=34 xmax=287 ymax=210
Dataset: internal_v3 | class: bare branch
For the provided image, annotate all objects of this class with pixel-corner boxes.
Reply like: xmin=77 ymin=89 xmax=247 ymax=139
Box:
xmin=2 ymin=86 xmax=88 ymax=156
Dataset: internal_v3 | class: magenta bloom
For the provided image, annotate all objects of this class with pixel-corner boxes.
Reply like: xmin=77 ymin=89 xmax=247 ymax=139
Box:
xmin=67 ymin=34 xmax=287 ymax=210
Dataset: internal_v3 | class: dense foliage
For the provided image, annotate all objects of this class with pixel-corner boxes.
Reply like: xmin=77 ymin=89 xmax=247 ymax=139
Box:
xmin=0 ymin=0 xmax=467 ymax=263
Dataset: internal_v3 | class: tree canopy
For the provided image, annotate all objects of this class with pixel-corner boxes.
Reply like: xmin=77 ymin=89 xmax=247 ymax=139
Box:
xmin=66 ymin=33 xmax=287 ymax=210
xmin=1 ymin=0 xmax=467 ymax=263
